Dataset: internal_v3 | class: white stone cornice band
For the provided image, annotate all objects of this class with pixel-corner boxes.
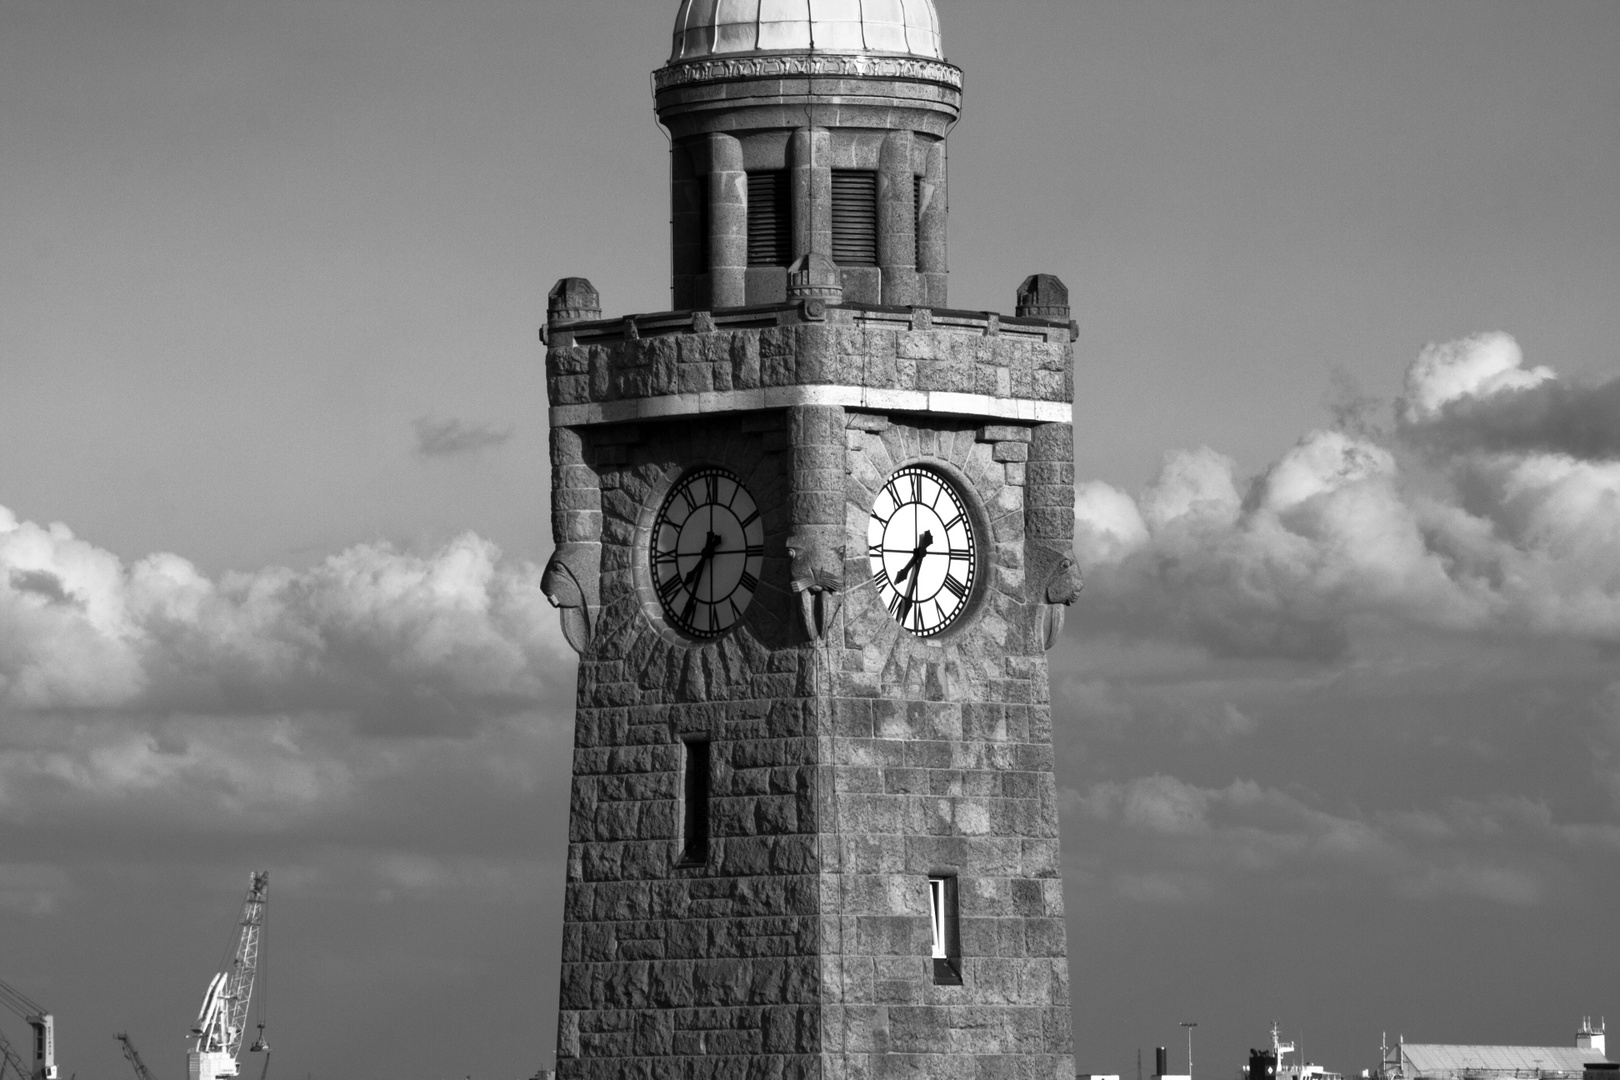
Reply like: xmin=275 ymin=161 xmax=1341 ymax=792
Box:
xmin=550 ymin=385 xmax=1071 ymax=428
xmin=655 ymin=53 xmax=964 ymax=91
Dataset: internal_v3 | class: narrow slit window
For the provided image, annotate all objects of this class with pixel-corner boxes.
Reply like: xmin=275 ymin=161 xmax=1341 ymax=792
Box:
xmin=700 ymin=192 xmax=711 ymax=273
xmin=747 ymin=171 xmax=791 ymax=267
xmin=680 ymin=738 xmax=711 ymax=865
xmin=831 ymin=170 xmax=878 ymax=267
xmin=914 ymin=175 xmax=923 ymax=270
xmin=928 ymin=875 xmax=962 ymax=985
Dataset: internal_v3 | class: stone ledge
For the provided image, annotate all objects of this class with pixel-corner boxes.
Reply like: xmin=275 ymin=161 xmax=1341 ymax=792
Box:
xmin=551 ymin=386 xmax=1071 ymax=428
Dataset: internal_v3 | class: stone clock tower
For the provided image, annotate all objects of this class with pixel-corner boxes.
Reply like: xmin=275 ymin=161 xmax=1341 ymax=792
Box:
xmin=542 ymin=4 xmax=1082 ymax=1080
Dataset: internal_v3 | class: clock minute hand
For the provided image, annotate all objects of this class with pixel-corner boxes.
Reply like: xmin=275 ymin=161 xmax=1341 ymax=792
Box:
xmin=894 ymin=530 xmax=934 ymax=623
xmin=679 ymin=532 xmax=723 ymax=624
xmin=683 ymin=531 xmax=722 ymax=591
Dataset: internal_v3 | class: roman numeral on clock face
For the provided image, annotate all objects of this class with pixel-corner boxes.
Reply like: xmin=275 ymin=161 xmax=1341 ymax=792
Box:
xmin=657 ymin=572 xmax=683 ymax=601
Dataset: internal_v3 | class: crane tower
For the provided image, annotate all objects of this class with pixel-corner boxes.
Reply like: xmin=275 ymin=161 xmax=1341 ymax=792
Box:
xmin=0 ymin=977 xmax=56 ymax=1080
xmin=187 ymin=872 xmax=268 ymax=1080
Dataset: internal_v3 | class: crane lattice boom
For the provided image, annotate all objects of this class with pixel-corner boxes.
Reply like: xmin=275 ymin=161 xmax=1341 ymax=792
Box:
xmin=117 ymin=1033 xmax=162 ymax=1080
xmin=0 ymin=1025 xmax=28 ymax=1080
xmin=188 ymin=872 xmax=268 ymax=1080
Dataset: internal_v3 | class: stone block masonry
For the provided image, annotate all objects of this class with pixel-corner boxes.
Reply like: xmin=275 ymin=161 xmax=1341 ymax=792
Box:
xmin=545 ymin=304 xmax=1076 ymax=430
xmin=548 ymin=315 xmax=1077 ymax=1080
xmin=548 ymin=4 xmax=1084 ymax=1073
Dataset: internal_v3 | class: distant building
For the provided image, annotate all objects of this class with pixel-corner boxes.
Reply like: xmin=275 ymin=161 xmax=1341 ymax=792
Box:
xmin=1151 ymin=1044 xmax=1190 ymax=1080
xmin=1383 ymin=1019 xmax=1610 ymax=1080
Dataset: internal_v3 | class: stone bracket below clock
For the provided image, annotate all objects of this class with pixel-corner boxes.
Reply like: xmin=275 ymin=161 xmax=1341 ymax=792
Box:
xmin=549 ymin=385 xmax=1072 ymax=429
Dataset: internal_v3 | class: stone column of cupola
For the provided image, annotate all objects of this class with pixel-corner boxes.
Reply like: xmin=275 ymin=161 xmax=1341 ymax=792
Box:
xmin=917 ymin=137 xmax=949 ymax=307
xmin=706 ymin=132 xmax=748 ymax=309
xmin=789 ymin=127 xmax=832 ymax=268
xmin=878 ymin=129 xmax=920 ymax=307
xmin=668 ymin=147 xmax=703 ymax=311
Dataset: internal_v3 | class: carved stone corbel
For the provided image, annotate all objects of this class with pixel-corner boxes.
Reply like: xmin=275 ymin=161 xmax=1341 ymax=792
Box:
xmin=787 ymin=532 xmax=845 ymax=643
xmin=1027 ymin=541 xmax=1083 ymax=651
xmin=541 ymin=542 xmax=601 ymax=655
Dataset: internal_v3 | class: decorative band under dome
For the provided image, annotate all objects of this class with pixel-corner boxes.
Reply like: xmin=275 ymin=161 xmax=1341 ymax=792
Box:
xmin=653 ymin=51 xmax=962 ymax=93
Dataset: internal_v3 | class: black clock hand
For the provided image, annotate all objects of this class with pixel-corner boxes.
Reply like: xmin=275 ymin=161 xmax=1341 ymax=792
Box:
xmin=682 ymin=532 xmax=722 ymax=589
xmin=896 ymin=562 xmax=922 ymax=625
xmin=894 ymin=530 xmax=935 ymax=585
xmin=680 ymin=532 xmax=722 ymax=622
xmin=894 ymin=530 xmax=934 ymax=623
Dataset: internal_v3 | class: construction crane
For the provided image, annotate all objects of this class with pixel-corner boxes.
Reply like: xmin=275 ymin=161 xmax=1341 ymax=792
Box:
xmin=0 ymin=977 xmax=56 ymax=1080
xmin=187 ymin=872 xmax=268 ymax=1080
xmin=116 ymin=1034 xmax=162 ymax=1080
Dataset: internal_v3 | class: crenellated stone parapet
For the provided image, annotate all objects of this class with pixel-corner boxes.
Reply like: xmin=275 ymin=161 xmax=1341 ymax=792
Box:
xmin=545 ymin=301 xmax=1076 ymax=429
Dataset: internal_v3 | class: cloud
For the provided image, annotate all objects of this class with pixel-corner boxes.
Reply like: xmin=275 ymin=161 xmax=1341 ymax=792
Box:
xmin=0 ymin=504 xmax=575 ymax=842
xmin=1066 ymin=776 xmax=1610 ymax=907
xmin=0 ymin=863 xmax=73 ymax=916
xmin=1594 ymin=682 xmax=1620 ymax=807
xmin=1398 ymin=332 xmax=1620 ymax=460
xmin=1073 ymin=336 xmax=1620 ymax=660
xmin=413 ymin=416 xmax=514 ymax=458
xmin=0 ymin=511 xmax=567 ymax=721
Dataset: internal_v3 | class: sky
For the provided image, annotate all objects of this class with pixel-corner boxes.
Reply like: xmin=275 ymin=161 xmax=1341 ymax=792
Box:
xmin=1 ymin=1 xmax=1617 ymax=1079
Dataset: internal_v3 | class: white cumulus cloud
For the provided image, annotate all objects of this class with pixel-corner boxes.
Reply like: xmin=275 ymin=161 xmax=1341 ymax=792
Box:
xmin=1074 ymin=336 xmax=1620 ymax=659
xmin=0 ymin=506 xmax=575 ymax=846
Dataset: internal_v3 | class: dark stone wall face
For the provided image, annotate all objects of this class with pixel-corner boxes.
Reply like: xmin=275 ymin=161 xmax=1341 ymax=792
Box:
xmin=558 ymin=414 xmax=826 ymax=1079
xmin=553 ymin=328 xmax=1074 ymax=1080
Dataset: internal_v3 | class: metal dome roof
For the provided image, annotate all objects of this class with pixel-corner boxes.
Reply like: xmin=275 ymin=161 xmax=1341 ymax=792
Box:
xmin=670 ymin=0 xmax=942 ymax=62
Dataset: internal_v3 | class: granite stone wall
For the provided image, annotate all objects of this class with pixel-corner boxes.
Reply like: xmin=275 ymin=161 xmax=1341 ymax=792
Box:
xmin=546 ymin=312 xmax=1073 ymax=423
xmin=551 ymin=325 xmax=1075 ymax=1080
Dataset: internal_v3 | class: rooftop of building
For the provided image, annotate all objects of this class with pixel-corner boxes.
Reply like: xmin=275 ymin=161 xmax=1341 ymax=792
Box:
xmin=669 ymin=0 xmax=943 ymax=63
xmin=1399 ymin=1045 xmax=1610 ymax=1076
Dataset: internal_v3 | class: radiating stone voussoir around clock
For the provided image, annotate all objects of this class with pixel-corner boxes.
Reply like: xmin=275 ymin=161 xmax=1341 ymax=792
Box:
xmin=841 ymin=414 xmax=1037 ymax=698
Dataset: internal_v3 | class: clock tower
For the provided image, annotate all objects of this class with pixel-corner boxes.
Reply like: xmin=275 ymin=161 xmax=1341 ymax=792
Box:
xmin=542 ymin=4 xmax=1082 ymax=1080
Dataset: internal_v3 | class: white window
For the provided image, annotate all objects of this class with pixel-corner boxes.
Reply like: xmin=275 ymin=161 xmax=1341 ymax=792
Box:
xmin=927 ymin=875 xmax=962 ymax=984
xmin=929 ymin=877 xmax=948 ymax=959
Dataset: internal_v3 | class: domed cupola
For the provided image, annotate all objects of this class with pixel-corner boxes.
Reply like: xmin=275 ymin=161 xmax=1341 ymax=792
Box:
xmin=670 ymin=0 xmax=943 ymax=61
xmin=655 ymin=0 xmax=961 ymax=312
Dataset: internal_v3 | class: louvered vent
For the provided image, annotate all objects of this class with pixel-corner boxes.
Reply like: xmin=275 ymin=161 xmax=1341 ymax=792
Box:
xmin=746 ymin=171 xmax=791 ymax=268
xmin=831 ymin=170 xmax=878 ymax=267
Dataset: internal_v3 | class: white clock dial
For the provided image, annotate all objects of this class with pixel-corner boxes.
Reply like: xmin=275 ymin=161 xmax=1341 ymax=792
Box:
xmin=651 ymin=467 xmax=765 ymax=638
xmin=867 ymin=466 xmax=977 ymax=636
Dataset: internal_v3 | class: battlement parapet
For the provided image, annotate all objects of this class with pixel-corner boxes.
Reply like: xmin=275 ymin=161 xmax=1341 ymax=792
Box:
xmin=545 ymin=303 xmax=1076 ymax=428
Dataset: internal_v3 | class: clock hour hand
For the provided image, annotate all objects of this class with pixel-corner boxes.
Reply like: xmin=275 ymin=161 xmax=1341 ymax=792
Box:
xmin=894 ymin=530 xmax=935 ymax=585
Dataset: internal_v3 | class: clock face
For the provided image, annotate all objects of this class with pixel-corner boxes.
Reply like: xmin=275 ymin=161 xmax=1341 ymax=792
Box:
xmin=651 ymin=466 xmax=765 ymax=638
xmin=867 ymin=465 xmax=977 ymax=636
